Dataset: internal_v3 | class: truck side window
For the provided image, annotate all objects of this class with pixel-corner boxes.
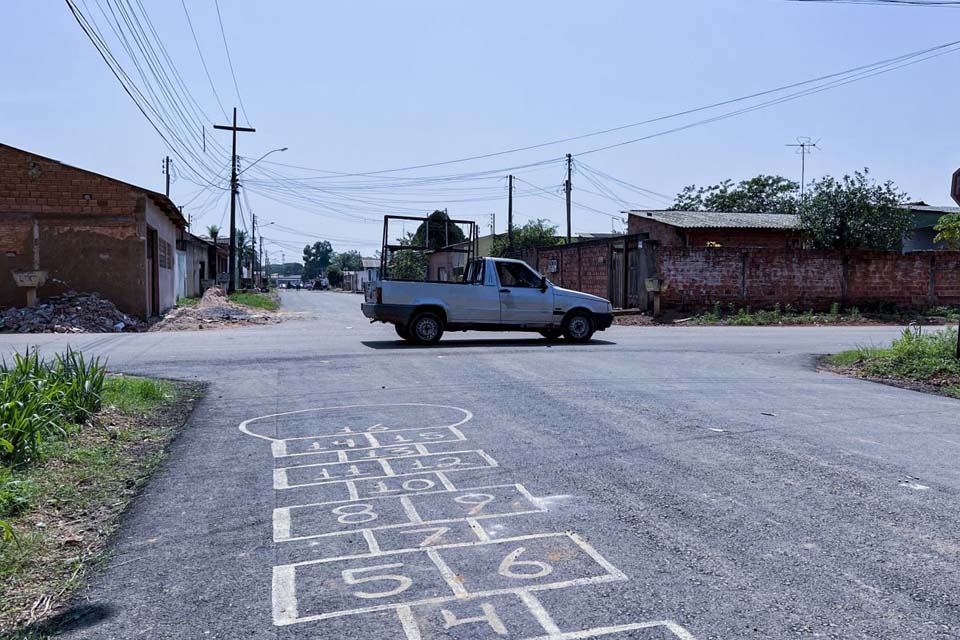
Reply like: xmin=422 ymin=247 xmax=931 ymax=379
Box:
xmin=496 ymin=262 xmax=541 ymax=288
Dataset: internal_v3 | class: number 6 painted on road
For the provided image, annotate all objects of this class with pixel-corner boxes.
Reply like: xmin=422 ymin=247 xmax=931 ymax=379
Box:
xmin=342 ymin=563 xmax=413 ymax=599
xmin=497 ymin=547 xmax=554 ymax=579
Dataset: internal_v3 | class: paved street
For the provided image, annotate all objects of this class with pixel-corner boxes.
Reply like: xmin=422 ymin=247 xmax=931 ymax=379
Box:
xmin=3 ymin=290 xmax=958 ymax=640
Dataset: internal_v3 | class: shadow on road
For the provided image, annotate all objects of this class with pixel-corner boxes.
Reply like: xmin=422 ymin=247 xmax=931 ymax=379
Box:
xmin=361 ymin=338 xmax=617 ymax=349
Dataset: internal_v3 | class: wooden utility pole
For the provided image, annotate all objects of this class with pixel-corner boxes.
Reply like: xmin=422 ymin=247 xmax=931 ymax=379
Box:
xmin=213 ymin=107 xmax=255 ymax=293
xmin=564 ymin=153 xmax=572 ymax=243
xmin=507 ymin=174 xmax=514 ymax=250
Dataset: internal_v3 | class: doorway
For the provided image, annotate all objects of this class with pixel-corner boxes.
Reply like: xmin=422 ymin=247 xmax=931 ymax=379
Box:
xmin=146 ymin=227 xmax=159 ymax=317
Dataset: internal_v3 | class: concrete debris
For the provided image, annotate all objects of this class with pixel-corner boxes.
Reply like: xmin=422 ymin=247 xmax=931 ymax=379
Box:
xmin=0 ymin=291 xmax=145 ymax=334
xmin=150 ymin=286 xmax=278 ymax=332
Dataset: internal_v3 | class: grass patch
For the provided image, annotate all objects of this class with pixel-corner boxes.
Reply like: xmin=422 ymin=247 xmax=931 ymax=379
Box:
xmin=0 ymin=369 xmax=204 ymax=636
xmin=228 ymin=292 xmax=279 ymax=311
xmin=176 ymin=296 xmax=200 ymax=307
xmin=824 ymin=326 xmax=960 ymax=398
xmin=689 ymin=302 xmax=863 ymax=326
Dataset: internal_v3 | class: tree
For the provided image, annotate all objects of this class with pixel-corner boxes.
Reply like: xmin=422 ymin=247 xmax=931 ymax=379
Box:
xmin=303 ymin=240 xmax=333 ymax=280
xmin=490 ymin=219 xmax=561 ymax=256
xmin=331 ymin=250 xmax=363 ymax=271
xmin=327 ymin=264 xmax=343 ymax=287
xmin=671 ymin=175 xmax=799 ymax=214
xmin=267 ymin=262 xmax=303 ymax=276
xmin=934 ymin=213 xmax=960 ymax=250
xmin=388 ymin=232 xmax=428 ymax=281
xmin=206 ymin=225 xmax=220 ymax=242
xmin=235 ymin=230 xmax=255 ymax=274
xmin=412 ymin=210 xmax=466 ymax=250
xmin=799 ymin=169 xmax=909 ymax=251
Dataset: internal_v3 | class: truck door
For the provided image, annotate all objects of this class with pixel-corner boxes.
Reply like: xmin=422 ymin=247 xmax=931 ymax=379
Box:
xmin=495 ymin=261 xmax=554 ymax=326
xmin=448 ymin=259 xmax=500 ymax=324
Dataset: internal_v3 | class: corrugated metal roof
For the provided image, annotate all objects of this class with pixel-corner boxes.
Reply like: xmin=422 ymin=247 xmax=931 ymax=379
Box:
xmin=627 ymin=210 xmax=800 ymax=230
xmin=361 ymin=258 xmax=380 ymax=269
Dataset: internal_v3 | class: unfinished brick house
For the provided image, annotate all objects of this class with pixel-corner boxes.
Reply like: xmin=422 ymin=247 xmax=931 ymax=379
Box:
xmin=627 ymin=210 xmax=802 ymax=249
xmin=0 ymin=143 xmax=186 ymax=318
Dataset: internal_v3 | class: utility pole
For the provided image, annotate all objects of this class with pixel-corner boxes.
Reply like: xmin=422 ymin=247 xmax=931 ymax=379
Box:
xmin=489 ymin=213 xmax=496 ymax=236
xmin=259 ymin=236 xmax=264 ymax=289
xmin=507 ymin=174 xmax=514 ymax=251
xmin=785 ymin=137 xmax=818 ymax=199
xmin=163 ymin=156 xmax=171 ymax=197
xmin=564 ymin=153 xmax=573 ymax=243
xmin=213 ymin=107 xmax=255 ymax=293
xmin=250 ymin=212 xmax=256 ymax=290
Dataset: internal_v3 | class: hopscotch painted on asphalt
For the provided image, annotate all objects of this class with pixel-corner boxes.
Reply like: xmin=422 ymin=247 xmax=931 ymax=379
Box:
xmin=240 ymin=403 xmax=697 ymax=639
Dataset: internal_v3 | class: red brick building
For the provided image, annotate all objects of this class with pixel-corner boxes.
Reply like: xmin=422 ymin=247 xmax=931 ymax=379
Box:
xmin=0 ymin=144 xmax=186 ymax=318
xmin=627 ymin=210 xmax=802 ymax=249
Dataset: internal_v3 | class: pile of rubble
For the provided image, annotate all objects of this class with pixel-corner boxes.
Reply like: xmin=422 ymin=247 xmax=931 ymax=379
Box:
xmin=0 ymin=291 xmax=145 ymax=334
xmin=150 ymin=286 xmax=279 ymax=331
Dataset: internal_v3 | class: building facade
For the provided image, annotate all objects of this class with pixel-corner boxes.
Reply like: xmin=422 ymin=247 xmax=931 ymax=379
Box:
xmin=0 ymin=144 xmax=186 ymax=318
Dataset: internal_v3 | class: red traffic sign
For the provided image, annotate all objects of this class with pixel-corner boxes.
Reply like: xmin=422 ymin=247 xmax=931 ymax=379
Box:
xmin=953 ymin=168 xmax=960 ymax=206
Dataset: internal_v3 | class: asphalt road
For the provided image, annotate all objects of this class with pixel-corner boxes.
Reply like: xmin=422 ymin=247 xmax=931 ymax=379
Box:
xmin=3 ymin=290 xmax=958 ymax=640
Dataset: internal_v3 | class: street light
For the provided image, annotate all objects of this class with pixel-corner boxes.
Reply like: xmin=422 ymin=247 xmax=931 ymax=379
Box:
xmin=239 ymin=147 xmax=288 ymax=177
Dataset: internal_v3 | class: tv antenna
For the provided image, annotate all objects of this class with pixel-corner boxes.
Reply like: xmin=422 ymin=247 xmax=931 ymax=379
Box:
xmin=785 ymin=136 xmax=820 ymax=199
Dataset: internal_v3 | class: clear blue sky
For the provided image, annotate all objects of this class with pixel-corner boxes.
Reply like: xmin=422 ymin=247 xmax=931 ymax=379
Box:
xmin=3 ymin=0 xmax=959 ymax=259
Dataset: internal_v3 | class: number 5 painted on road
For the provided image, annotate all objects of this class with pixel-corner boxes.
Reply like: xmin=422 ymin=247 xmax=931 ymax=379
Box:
xmin=342 ymin=563 xmax=413 ymax=599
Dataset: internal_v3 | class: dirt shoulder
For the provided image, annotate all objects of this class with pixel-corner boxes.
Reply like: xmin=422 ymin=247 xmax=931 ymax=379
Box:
xmin=151 ymin=287 xmax=280 ymax=331
xmin=0 ymin=377 xmax=205 ymax=637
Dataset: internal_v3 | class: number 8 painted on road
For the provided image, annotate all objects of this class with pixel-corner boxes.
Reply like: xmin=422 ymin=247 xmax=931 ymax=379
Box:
xmin=498 ymin=547 xmax=554 ymax=579
xmin=332 ymin=503 xmax=377 ymax=524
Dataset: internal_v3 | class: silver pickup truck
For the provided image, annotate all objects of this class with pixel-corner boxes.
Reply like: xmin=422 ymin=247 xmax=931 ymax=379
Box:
xmin=362 ymin=257 xmax=614 ymax=344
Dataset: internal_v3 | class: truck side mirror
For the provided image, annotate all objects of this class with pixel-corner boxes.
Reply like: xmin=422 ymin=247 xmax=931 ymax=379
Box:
xmin=540 ymin=276 xmax=548 ymax=292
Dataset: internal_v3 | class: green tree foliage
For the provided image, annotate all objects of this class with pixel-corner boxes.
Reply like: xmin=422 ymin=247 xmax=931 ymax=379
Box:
xmin=671 ymin=175 xmax=800 ymax=214
xmin=933 ymin=213 xmax=960 ymax=250
xmin=303 ymin=241 xmax=333 ymax=280
xmin=799 ymin=169 xmax=910 ymax=251
xmin=490 ymin=219 xmax=561 ymax=256
xmin=327 ymin=265 xmax=343 ymax=287
xmin=388 ymin=232 xmax=428 ymax=281
xmin=235 ymin=230 xmax=256 ymax=271
xmin=205 ymin=225 xmax=220 ymax=241
xmin=332 ymin=250 xmax=364 ymax=271
xmin=412 ymin=210 xmax=466 ymax=250
xmin=267 ymin=262 xmax=303 ymax=276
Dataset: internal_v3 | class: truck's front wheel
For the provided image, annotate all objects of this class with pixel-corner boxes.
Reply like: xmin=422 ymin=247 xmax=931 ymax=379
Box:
xmin=563 ymin=311 xmax=595 ymax=343
xmin=410 ymin=311 xmax=444 ymax=345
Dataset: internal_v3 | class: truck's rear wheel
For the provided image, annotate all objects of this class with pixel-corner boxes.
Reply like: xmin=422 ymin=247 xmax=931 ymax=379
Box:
xmin=563 ymin=311 xmax=595 ymax=343
xmin=410 ymin=311 xmax=444 ymax=345
xmin=394 ymin=324 xmax=411 ymax=341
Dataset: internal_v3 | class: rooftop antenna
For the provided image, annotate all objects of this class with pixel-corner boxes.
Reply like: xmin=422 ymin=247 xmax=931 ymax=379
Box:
xmin=785 ymin=136 xmax=820 ymax=199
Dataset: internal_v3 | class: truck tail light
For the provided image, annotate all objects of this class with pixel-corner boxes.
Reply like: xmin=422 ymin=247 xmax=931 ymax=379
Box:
xmin=376 ymin=287 xmax=382 ymax=304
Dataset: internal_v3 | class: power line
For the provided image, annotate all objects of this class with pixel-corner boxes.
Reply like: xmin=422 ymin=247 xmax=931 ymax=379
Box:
xmin=786 ymin=0 xmax=960 ymax=6
xmin=213 ymin=0 xmax=251 ymax=125
xmin=180 ymin=0 xmax=229 ymax=120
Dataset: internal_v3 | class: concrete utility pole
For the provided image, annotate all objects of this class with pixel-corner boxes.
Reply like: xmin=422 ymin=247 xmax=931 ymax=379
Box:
xmin=259 ymin=236 xmax=264 ymax=288
xmin=250 ymin=212 xmax=256 ymax=289
xmin=507 ymin=174 xmax=514 ymax=250
xmin=163 ymin=156 xmax=171 ymax=197
xmin=213 ymin=107 xmax=255 ymax=293
xmin=489 ymin=213 xmax=495 ymax=236
xmin=786 ymin=137 xmax=818 ymax=199
xmin=564 ymin=153 xmax=573 ymax=243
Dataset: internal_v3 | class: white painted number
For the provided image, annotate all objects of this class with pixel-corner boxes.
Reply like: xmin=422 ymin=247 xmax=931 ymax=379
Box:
xmin=332 ymin=503 xmax=377 ymax=524
xmin=411 ymin=457 xmax=467 ymax=470
xmin=401 ymin=526 xmax=450 ymax=547
xmin=363 ymin=447 xmax=414 ymax=458
xmin=370 ymin=478 xmax=436 ymax=494
xmin=454 ymin=493 xmax=495 ymax=515
xmin=497 ymin=547 xmax=554 ymax=580
xmin=441 ymin=603 xmax=508 ymax=635
xmin=341 ymin=563 xmax=412 ymax=599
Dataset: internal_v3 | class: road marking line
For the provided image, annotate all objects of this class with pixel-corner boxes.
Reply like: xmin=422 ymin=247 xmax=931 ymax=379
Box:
xmin=271 ymin=565 xmax=298 ymax=626
xmin=426 ymin=549 xmax=468 ymax=596
xmin=280 ymin=483 xmax=522 ymax=510
xmin=397 ymin=605 xmax=422 ymax=640
xmin=518 ymin=590 xmax=561 ymax=635
xmin=466 ymin=518 xmax=490 ymax=541
xmin=277 ymin=508 xmax=543 ymax=543
xmin=435 ymin=471 xmax=457 ymax=491
xmin=378 ymin=457 xmax=397 ymax=477
xmin=273 ymin=507 xmax=291 ymax=541
xmin=346 ymin=481 xmax=360 ymax=501
xmin=399 ymin=496 xmax=423 ymax=523
xmin=276 ymin=450 xmax=488 ymax=473
xmin=362 ymin=529 xmax=381 ymax=554
xmin=239 ymin=403 xmax=474 ymax=443
xmin=276 ymin=462 xmax=496 ymax=490
xmin=567 ymin=532 xmax=628 ymax=581
xmin=523 ymin=621 xmax=699 ymax=640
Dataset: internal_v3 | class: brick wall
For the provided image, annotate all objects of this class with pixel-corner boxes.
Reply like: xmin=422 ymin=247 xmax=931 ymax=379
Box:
xmin=535 ymin=243 xmax=611 ymax=300
xmin=658 ymin=247 xmax=960 ymax=310
xmin=0 ymin=145 xmax=182 ymax=317
xmin=627 ymin=215 xmax=801 ymax=249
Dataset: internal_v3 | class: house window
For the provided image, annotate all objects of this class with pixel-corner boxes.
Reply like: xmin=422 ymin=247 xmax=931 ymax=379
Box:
xmin=158 ymin=240 xmax=173 ymax=270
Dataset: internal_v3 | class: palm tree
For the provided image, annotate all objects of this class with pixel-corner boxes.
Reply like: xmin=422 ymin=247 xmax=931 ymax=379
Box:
xmin=206 ymin=225 xmax=220 ymax=243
